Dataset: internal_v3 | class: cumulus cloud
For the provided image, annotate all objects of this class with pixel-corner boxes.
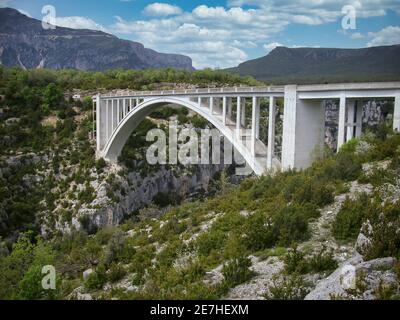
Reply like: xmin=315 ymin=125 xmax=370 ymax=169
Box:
xmin=111 ymin=4 xmax=291 ymax=68
xmin=47 ymin=1 xmax=400 ymax=69
xmin=367 ymin=26 xmax=400 ymax=46
xmin=55 ymin=16 xmax=106 ymax=31
xmin=143 ymin=3 xmax=182 ymax=17
xmin=263 ymin=42 xmax=283 ymax=52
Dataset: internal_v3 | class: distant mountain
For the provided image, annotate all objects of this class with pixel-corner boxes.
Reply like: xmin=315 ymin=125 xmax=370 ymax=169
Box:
xmin=0 ymin=8 xmax=193 ymax=71
xmin=227 ymin=45 xmax=400 ymax=84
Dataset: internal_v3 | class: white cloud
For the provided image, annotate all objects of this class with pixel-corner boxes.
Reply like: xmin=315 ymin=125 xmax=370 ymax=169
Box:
xmin=143 ymin=3 xmax=182 ymax=17
xmin=263 ymin=42 xmax=283 ymax=52
xmin=47 ymin=1 xmax=400 ymax=69
xmin=367 ymin=26 xmax=400 ymax=46
xmin=55 ymin=16 xmax=106 ymax=31
xmin=17 ymin=9 xmax=31 ymax=17
xmin=350 ymin=32 xmax=365 ymax=39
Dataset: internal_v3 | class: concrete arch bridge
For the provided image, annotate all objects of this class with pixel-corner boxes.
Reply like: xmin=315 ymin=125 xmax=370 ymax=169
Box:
xmin=95 ymin=82 xmax=400 ymax=175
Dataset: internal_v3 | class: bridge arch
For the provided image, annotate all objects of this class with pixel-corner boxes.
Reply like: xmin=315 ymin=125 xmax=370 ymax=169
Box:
xmin=101 ymin=97 xmax=265 ymax=175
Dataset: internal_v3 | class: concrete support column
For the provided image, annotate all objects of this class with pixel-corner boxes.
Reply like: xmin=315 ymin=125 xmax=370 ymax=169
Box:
xmin=122 ymin=99 xmax=126 ymax=119
xmin=267 ymin=96 xmax=276 ymax=170
xmin=136 ymin=98 xmax=139 ymax=106
xmin=355 ymin=100 xmax=363 ymax=138
xmin=227 ymin=97 xmax=232 ymax=119
xmin=394 ymin=92 xmax=400 ymax=132
xmin=111 ymin=100 xmax=114 ymax=134
xmin=346 ymin=99 xmax=356 ymax=141
xmin=236 ymin=96 xmax=242 ymax=139
xmin=209 ymin=97 xmax=214 ymax=114
xmin=255 ymin=98 xmax=260 ymax=139
xmin=241 ymin=98 xmax=246 ymax=127
xmin=282 ymin=85 xmax=325 ymax=170
xmin=105 ymin=100 xmax=110 ymax=142
xmin=337 ymin=93 xmax=347 ymax=151
xmin=222 ymin=96 xmax=227 ymax=125
xmin=118 ymin=99 xmax=122 ymax=124
xmin=251 ymin=96 xmax=258 ymax=156
xmin=113 ymin=99 xmax=119 ymax=133
xmin=95 ymin=95 xmax=101 ymax=151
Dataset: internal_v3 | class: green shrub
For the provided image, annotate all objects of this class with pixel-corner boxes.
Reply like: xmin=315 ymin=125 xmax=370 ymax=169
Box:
xmin=364 ymin=203 xmax=400 ymax=260
xmin=222 ymin=256 xmax=254 ymax=288
xmin=108 ymin=263 xmax=126 ymax=283
xmin=274 ymin=204 xmax=313 ymax=246
xmin=283 ymin=245 xmax=308 ymax=274
xmin=85 ymin=265 xmax=107 ymax=290
xmin=196 ymin=229 xmax=227 ymax=257
xmin=103 ymin=230 xmax=135 ymax=265
xmin=243 ymin=212 xmax=275 ymax=251
xmin=284 ymin=245 xmax=337 ymax=275
xmin=265 ymin=274 xmax=311 ymax=300
xmin=95 ymin=158 xmax=107 ymax=173
xmin=332 ymin=194 xmax=370 ymax=241
xmin=308 ymin=246 xmax=338 ymax=273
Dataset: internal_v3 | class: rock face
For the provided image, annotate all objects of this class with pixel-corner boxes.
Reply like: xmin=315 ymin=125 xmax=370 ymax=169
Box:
xmin=305 ymin=256 xmax=398 ymax=300
xmin=73 ymin=164 xmax=225 ymax=232
xmin=325 ymin=99 xmax=392 ymax=150
xmin=0 ymin=8 xmax=193 ymax=71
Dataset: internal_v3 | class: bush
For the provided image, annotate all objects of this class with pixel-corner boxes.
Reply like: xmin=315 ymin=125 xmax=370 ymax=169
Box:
xmin=284 ymin=245 xmax=338 ymax=275
xmin=107 ymin=263 xmax=126 ymax=283
xmin=363 ymin=203 xmax=400 ymax=260
xmin=222 ymin=256 xmax=254 ymax=288
xmin=308 ymin=246 xmax=338 ymax=273
xmin=265 ymin=274 xmax=311 ymax=300
xmin=274 ymin=204 xmax=313 ymax=246
xmin=196 ymin=229 xmax=227 ymax=257
xmin=95 ymin=158 xmax=107 ymax=173
xmin=243 ymin=212 xmax=275 ymax=251
xmin=103 ymin=230 xmax=135 ymax=265
xmin=85 ymin=265 xmax=107 ymax=290
xmin=332 ymin=194 xmax=370 ymax=241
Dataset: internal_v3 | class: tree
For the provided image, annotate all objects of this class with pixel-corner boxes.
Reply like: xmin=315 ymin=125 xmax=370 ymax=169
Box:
xmin=42 ymin=83 xmax=63 ymax=110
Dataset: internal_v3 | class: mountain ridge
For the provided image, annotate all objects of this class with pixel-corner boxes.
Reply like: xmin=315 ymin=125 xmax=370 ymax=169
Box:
xmin=0 ymin=7 xmax=194 ymax=71
xmin=227 ymin=44 xmax=400 ymax=84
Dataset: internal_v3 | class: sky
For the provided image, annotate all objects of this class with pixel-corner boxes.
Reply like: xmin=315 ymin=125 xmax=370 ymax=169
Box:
xmin=1 ymin=0 xmax=400 ymax=69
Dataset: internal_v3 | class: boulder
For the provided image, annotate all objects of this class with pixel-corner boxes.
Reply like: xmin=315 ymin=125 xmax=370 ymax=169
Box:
xmin=355 ymin=220 xmax=373 ymax=255
xmin=305 ymin=255 xmax=398 ymax=300
xmin=83 ymin=268 xmax=94 ymax=281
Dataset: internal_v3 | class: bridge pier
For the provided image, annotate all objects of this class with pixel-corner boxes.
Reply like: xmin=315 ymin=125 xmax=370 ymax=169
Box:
xmin=236 ymin=96 xmax=242 ymax=139
xmin=282 ymin=85 xmax=325 ymax=170
xmin=251 ymin=97 xmax=259 ymax=156
xmin=395 ymin=93 xmax=400 ymax=132
xmin=267 ymin=96 xmax=276 ymax=170
xmin=345 ymin=99 xmax=363 ymax=141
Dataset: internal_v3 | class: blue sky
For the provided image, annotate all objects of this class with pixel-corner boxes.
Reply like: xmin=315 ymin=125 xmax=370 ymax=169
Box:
xmin=2 ymin=0 xmax=400 ymax=69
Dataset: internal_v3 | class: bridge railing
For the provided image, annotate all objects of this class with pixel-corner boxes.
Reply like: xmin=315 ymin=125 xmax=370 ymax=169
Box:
xmin=99 ymin=86 xmax=285 ymax=98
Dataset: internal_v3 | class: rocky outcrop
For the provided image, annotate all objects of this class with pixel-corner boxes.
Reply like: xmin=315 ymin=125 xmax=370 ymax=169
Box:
xmin=0 ymin=8 xmax=193 ymax=71
xmin=305 ymin=255 xmax=398 ymax=300
xmin=73 ymin=164 xmax=225 ymax=232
